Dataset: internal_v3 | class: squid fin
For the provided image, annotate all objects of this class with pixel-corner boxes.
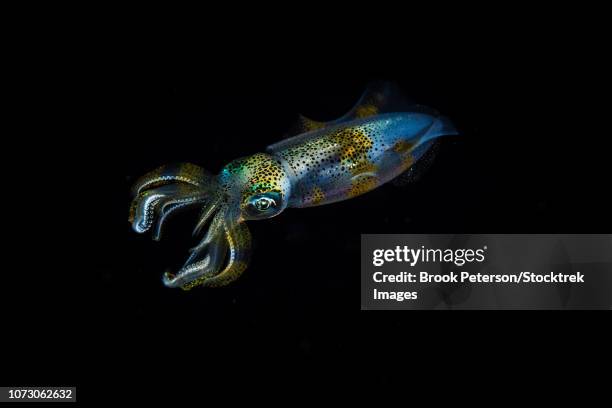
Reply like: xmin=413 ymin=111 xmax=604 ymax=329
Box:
xmin=283 ymin=81 xmax=415 ymax=138
xmin=340 ymin=80 xmax=416 ymax=119
xmin=285 ymin=114 xmax=327 ymax=136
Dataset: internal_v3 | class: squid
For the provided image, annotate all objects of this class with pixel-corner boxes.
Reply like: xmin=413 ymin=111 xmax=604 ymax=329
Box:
xmin=129 ymin=82 xmax=458 ymax=290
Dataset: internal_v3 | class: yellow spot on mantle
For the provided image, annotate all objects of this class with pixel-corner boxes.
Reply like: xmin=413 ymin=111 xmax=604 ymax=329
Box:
xmin=348 ymin=174 xmax=378 ymax=198
xmin=310 ymin=186 xmax=325 ymax=205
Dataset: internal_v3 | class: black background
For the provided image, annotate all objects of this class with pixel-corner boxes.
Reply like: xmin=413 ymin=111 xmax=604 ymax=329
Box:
xmin=5 ymin=29 xmax=610 ymax=401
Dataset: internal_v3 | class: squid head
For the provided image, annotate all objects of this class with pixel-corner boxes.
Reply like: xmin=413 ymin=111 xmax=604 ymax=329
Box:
xmin=128 ymin=154 xmax=292 ymax=290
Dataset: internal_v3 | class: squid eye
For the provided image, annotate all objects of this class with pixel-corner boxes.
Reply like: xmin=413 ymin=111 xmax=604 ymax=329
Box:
xmin=253 ymin=197 xmax=276 ymax=212
xmin=244 ymin=192 xmax=283 ymax=219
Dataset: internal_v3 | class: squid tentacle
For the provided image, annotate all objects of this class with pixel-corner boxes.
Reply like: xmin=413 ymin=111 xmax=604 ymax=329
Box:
xmin=184 ymin=208 xmax=226 ymax=266
xmin=192 ymin=195 xmax=222 ymax=237
xmin=129 ymin=185 xmax=188 ymax=233
xmin=129 ymin=184 xmax=206 ymax=234
xmin=131 ymin=163 xmax=213 ymax=196
xmin=192 ymin=220 xmax=252 ymax=289
xmin=161 ymin=202 xmax=253 ymax=290
xmin=162 ymin=207 xmax=227 ymax=288
xmin=151 ymin=193 xmax=210 ymax=241
xmin=162 ymin=235 xmax=228 ymax=289
xmin=129 ymin=162 xmax=220 ymax=240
